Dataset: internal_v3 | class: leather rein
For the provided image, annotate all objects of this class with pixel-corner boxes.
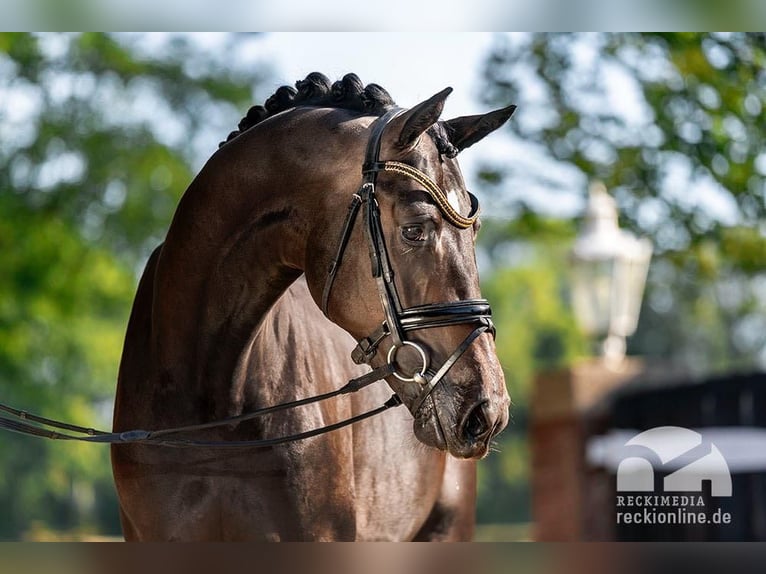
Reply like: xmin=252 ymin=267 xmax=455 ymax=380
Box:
xmin=0 ymin=109 xmax=494 ymax=448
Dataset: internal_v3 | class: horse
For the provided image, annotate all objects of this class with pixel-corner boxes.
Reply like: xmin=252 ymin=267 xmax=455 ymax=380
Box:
xmin=111 ymin=72 xmax=515 ymax=541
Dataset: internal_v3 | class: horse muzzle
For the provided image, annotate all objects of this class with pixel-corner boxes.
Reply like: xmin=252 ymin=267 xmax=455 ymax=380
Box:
xmin=413 ymin=381 xmax=510 ymax=460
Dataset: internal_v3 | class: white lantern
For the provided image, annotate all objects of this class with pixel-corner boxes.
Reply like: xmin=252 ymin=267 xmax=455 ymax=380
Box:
xmin=571 ymin=182 xmax=653 ymax=362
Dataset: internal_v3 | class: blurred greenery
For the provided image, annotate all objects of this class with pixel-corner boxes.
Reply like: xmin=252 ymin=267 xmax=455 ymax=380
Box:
xmin=0 ymin=32 xmax=269 ymax=538
xmin=476 ymin=32 xmax=766 ymax=528
xmin=2 ymin=32 xmax=764 ymax=540
xmin=477 ymin=218 xmax=585 ymax=525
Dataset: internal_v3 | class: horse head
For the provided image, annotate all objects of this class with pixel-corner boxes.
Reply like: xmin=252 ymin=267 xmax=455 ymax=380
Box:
xmin=302 ymin=83 xmax=515 ymax=459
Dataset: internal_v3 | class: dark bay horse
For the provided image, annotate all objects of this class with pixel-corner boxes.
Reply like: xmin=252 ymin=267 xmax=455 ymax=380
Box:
xmin=112 ymin=73 xmax=515 ymax=541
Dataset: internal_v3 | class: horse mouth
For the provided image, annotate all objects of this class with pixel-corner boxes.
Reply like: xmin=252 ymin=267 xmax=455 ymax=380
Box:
xmin=413 ymin=396 xmax=507 ymax=459
xmin=413 ymin=399 xmax=448 ymax=452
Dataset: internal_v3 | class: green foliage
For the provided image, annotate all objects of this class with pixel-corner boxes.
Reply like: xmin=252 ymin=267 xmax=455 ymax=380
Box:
xmin=0 ymin=32 xmax=269 ymax=538
xmin=483 ymin=33 xmax=766 ymax=256
xmin=481 ymin=237 xmax=585 ymax=399
xmin=480 ymin=33 xmax=766 ymax=371
xmin=0 ymin=191 xmax=133 ymax=537
xmin=476 ymin=220 xmax=586 ymax=524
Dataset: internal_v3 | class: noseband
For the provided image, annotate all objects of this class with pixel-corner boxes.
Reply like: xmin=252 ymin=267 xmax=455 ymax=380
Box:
xmin=322 ymin=108 xmax=495 ymax=415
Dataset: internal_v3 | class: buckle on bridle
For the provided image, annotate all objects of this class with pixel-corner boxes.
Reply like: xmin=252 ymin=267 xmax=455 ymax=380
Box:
xmin=351 ymin=338 xmax=377 ymax=365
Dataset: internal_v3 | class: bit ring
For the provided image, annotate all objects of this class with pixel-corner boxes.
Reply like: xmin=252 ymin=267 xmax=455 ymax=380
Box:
xmin=387 ymin=341 xmax=429 ymax=383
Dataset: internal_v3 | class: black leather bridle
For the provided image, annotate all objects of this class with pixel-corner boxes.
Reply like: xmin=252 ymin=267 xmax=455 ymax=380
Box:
xmin=0 ymin=108 xmax=495 ymax=448
xmin=321 ymin=108 xmax=495 ymax=416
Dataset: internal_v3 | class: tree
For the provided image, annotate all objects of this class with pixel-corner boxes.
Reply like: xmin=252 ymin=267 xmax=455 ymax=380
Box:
xmin=478 ymin=32 xmax=766 ymax=373
xmin=0 ymin=32 xmax=270 ymax=538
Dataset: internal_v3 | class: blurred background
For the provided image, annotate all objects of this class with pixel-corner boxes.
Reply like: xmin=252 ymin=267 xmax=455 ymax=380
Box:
xmin=1 ymin=32 xmax=765 ymax=541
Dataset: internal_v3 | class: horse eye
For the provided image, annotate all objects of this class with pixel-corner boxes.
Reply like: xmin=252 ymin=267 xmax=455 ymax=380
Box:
xmin=401 ymin=224 xmax=426 ymax=243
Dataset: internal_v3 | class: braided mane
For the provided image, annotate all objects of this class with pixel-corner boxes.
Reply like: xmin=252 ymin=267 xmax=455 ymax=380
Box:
xmin=221 ymin=72 xmax=395 ymax=147
xmin=221 ymin=72 xmax=458 ymax=158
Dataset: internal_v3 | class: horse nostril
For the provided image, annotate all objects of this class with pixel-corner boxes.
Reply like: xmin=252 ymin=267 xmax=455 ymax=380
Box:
xmin=463 ymin=401 xmax=491 ymax=441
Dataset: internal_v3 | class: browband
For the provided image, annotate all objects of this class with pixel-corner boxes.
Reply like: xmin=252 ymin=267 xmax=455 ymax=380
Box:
xmin=363 ymin=161 xmax=480 ymax=230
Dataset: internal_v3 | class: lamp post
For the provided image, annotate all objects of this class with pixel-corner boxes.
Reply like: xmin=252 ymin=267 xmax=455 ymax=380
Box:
xmin=570 ymin=182 xmax=653 ymax=364
xmin=532 ymin=182 xmax=653 ymax=541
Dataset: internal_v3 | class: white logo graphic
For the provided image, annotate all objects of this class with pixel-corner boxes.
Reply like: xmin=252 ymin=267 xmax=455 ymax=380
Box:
xmin=616 ymin=426 xmax=732 ymax=497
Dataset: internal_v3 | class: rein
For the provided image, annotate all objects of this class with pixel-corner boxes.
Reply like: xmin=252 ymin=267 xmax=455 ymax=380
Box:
xmin=0 ymin=365 xmax=401 ymax=448
xmin=0 ymin=108 xmax=494 ymax=448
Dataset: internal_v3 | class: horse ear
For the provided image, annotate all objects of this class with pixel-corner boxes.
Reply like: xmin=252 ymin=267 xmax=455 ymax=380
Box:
xmin=444 ymin=104 xmax=516 ymax=153
xmin=386 ymin=87 xmax=453 ymax=152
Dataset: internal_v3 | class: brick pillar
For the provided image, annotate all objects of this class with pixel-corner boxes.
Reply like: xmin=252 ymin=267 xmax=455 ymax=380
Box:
xmin=530 ymin=357 xmax=643 ymax=541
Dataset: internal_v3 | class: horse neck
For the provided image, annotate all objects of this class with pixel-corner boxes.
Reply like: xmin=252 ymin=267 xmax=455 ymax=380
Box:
xmin=148 ymin=109 xmax=364 ymax=408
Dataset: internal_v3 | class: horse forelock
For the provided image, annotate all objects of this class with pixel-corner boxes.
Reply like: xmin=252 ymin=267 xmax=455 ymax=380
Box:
xmin=427 ymin=123 xmax=459 ymax=159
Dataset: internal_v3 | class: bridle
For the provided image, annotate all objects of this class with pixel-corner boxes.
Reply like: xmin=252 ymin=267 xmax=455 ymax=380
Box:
xmin=321 ymin=108 xmax=495 ymax=416
xmin=0 ymin=108 xmax=495 ymax=448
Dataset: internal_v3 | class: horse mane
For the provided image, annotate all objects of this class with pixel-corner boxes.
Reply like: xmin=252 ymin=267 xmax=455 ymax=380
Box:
xmin=220 ymin=72 xmax=459 ymax=158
